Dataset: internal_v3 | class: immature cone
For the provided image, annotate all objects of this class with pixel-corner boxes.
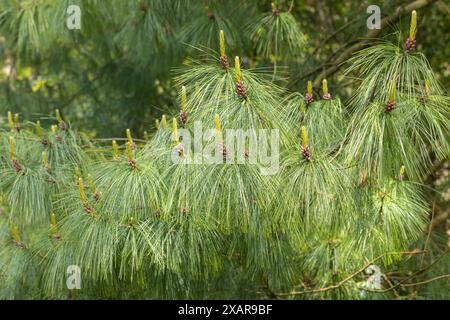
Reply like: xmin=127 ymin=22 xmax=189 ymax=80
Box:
xmin=42 ymin=151 xmax=50 ymax=170
xmin=219 ymin=30 xmax=229 ymax=70
xmin=55 ymin=109 xmax=63 ymax=123
xmin=271 ymin=2 xmax=280 ymax=16
xmin=7 ymin=111 xmax=14 ymax=131
xmin=78 ymin=177 xmax=87 ymax=201
xmin=36 ymin=120 xmax=42 ymax=137
xmin=36 ymin=121 xmax=48 ymax=147
xmin=79 ymin=178 xmax=94 ymax=215
xmin=214 ymin=114 xmax=222 ymax=140
xmin=87 ymin=174 xmax=100 ymax=201
xmin=305 ymin=81 xmax=314 ymax=104
xmin=9 ymin=136 xmax=22 ymax=173
xmin=9 ymin=224 xmax=20 ymax=242
xmin=424 ymin=79 xmax=431 ymax=96
xmin=358 ymin=169 xmax=368 ymax=187
xmin=8 ymin=136 xmax=15 ymax=160
xmin=126 ymin=142 xmax=137 ymax=169
xmin=399 ymin=165 xmax=406 ymax=181
xmin=9 ymin=224 xmax=26 ymax=249
xmin=56 ymin=109 xmax=66 ymax=131
xmin=52 ymin=125 xmax=62 ymax=141
xmin=112 ymin=140 xmax=119 ymax=159
xmin=420 ymin=80 xmax=431 ymax=104
xmin=218 ymin=140 xmax=229 ymax=161
xmin=322 ymin=79 xmax=331 ymax=100
xmin=126 ymin=129 xmax=135 ymax=150
xmin=172 ymin=117 xmax=179 ymax=144
xmin=14 ymin=113 xmax=20 ymax=132
xmin=214 ymin=115 xmax=228 ymax=160
xmin=180 ymin=86 xmax=188 ymax=125
xmin=300 ymin=126 xmax=311 ymax=161
xmin=235 ymin=57 xmax=248 ymax=99
xmin=405 ymin=10 xmax=417 ymax=53
xmin=386 ymin=80 xmax=396 ymax=112
xmin=161 ymin=115 xmax=167 ymax=129
xmin=155 ymin=119 xmax=160 ymax=130
xmin=175 ymin=143 xmax=185 ymax=158
xmin=172 ymin=118 xmax=184 ymax=157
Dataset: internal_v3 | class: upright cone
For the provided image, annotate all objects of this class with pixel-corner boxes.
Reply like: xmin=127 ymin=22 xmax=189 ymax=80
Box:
xmin=300 ymin=126 xmax=311 ymax=161
xmin=405 ymin=10 xmax=417 ymax=53
xmin=235 ymin=57 xmax=248 ymax=99
xmin=305 ymin=81 xmax=314 ymax=104
xmin=219 ymin=30 xmax=229 ymax=70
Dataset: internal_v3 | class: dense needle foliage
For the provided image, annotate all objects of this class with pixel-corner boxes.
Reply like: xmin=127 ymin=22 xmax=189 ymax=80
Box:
xmin=0 ymin=1 xmax=449 ymax=300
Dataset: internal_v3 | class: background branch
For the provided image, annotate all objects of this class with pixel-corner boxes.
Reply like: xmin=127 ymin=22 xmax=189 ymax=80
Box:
xmin=312 ymin=0 xmax=436 ymax=87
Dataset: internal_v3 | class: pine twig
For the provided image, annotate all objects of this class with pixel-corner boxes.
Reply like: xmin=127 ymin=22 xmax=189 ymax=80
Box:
xmin=275 ymin=250 xmax=426 ymax=297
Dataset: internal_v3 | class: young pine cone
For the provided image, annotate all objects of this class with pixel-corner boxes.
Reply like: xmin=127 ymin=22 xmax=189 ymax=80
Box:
xmin=218 ymin=140 xmax=229 ymax=161
xmin=51 ymin=233 xmax=62 ymax=241
xmin=175 ymin=143 xmax=185 ymax=157
xmin=272 ymin=5 xmax=280 ymax=17
xmin=219 ymin=55 xmax=229 ymax=70
xmin=12 ymin=159 xmax=23 ymax=173
xmin=59 ymin=120 xmax=67 ymax=131
xmin=305 ymin=93 xmax=314 ymax=105
xmin=180 ymin=110 xmax=188 ymax=125
xmin=93 ymin=192 xmax=101 ymax=202
xmin=41 ymin=138 xmax=48 ymax=147
xmin=128 ymin=158 xmax=137 ymax=170
xmin=83 ymin=202 xmax=94 ymax=215
xmin=405 ymin=37 xmax=416 ymax=53
xmin=323 ymin=93 xmax=332 ymax=100
xmin=207 ymin=12 xmax=215 ymax=21
xmin=236 ymin=81 xmax=248 ymax=99
xmin=301 ymin=145 xmax=311 ymax=161
xmin=386 ymin=101 xmax=395 ymax=113
xmin=13 ymin=240 xmax=27 ymax=249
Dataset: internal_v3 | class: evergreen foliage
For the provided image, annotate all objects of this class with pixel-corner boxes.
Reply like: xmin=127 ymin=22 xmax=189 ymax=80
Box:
xmin=0 ymin=2 xmax=448 ymax=300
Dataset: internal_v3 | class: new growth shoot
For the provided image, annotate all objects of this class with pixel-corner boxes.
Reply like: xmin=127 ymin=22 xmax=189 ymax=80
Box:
xmin=405 ymin=10 xmax=417 ymax=53
xmin=305 ymin=81 xmax=314 ymax=104
xmin=386 ymin=79 xmax=396 ymax=112
xmin=219 ymin=30 xmax=229 ymax=70
xmin=300 ymin=126 xmax=311 ymax=161
xmin=180 ymin=86 xmax=188 ymax=125
xmin=322 ymin=79 xmax=331 ymax=100
xmin=235 ymin=56 xmax=248 ymax=100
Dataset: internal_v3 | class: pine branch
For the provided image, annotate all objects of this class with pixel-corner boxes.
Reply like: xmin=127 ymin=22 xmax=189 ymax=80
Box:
xmin=360 ymin=249 xmax=449 ymax=293
xmin=312 ymin=0 xmax=436 ymax=87
xmin=274 ymin=250 xmax=426 ymax=297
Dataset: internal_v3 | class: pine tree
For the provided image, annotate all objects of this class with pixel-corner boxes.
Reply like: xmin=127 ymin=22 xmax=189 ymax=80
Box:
xmin=0 ymin=2 xmax=448 ymax=300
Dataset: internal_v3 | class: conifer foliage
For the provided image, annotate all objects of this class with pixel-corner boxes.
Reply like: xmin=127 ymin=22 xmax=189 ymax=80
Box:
xmin=0 ymin=2 xmax=449 ymax=299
